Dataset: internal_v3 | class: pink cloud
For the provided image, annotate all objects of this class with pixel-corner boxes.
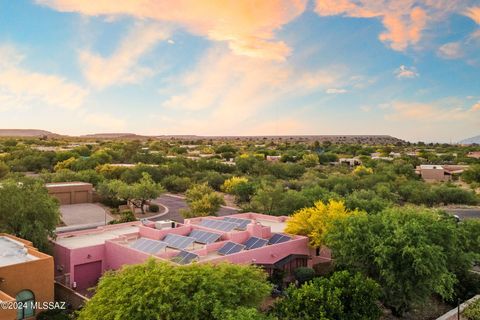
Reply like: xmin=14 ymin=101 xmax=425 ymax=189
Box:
xmin=314 ymin=0 xmax=468 ymax=51
xmin=36 ymin=0 xmax=307 ymax=61
xmin=437 ymin=42 xmax=463 ymax=59
xmin=80 ymin=23 xmax=169 ymax=89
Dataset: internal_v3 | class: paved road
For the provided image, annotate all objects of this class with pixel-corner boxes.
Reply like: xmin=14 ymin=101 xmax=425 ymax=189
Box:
xmin=444 ymin=208 xmax=480 ymax=220
xmin=150 ymin=194 xmax=239 ymax=223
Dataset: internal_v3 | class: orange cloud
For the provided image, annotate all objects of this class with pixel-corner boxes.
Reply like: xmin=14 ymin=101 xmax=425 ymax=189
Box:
xmin=314 ymin=0 xmax=459 ymax=51
xmin=386 ymin=101 xmax=479 ymax=122
xmin=36 ymin=0 xmax=307 ymax=61
xmin=464 ymin=6 xmax=480 ymax=24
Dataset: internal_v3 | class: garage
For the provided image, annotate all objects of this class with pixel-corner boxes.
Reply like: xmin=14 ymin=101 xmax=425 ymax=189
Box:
xmin=74 ymin=191 xmax=89 ymax=204
xmin=55 ymin=192 xmax=72 ymax=205
xmin=46 ymin=182 xmax=93 ymax=205
xmin=74 ymin=261 xmax=102 ymax=291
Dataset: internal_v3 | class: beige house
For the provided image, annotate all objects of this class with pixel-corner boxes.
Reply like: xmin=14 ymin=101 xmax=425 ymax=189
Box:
xmin=46 ymin=182 xmax=93 ymax=205
xmin=467 ymin=151 xmax=480 ymax=159
xmin=415 ymin=165 xmax=468 ymax=182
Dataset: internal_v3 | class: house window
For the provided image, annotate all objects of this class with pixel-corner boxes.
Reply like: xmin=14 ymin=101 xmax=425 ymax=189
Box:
xmin=16 ymin=290 xmax=35 ymax=320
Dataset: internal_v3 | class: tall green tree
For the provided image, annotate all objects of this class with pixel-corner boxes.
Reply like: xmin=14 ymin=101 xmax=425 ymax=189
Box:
xmin=97 ymin=173 xmax=164 ymax=213
xmin=0 ymin=177 xmax=60 ymax=251
xmin=273 ymin=271 xmax=381 ymax=320
xmin=78 ymin=260 xmax=271 ymax=320
xmin=325 ymin=207 xmax=477 ymax=315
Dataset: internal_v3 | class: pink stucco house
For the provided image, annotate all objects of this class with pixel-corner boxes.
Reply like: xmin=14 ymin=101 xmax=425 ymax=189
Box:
xmin=52 ymin=213 xmax=331 ymax=293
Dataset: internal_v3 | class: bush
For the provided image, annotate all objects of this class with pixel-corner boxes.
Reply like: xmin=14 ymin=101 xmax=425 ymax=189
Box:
xmin=119 ymin=210 xmax=135 ymax=222
xmin=293 ymin=267 xmax=315 ymax=284
xmin=149 ymin=203 xmax=160 ymax=213
xmin=274 ymin=271 xmax=381 ymax=320
xmin=109 ymin=210 xmax=136 ymax=224
xmin=463 ymin=298 xmax=480 ymax=320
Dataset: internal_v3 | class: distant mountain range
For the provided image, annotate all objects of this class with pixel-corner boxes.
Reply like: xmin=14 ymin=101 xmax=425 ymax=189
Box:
xmin=0 ymin=129 xmax=59 ymax=137
xmin=0 ymin=129 xmax=406 ymax=144
xmin=460 ymin=135 xmax=480 ymax=145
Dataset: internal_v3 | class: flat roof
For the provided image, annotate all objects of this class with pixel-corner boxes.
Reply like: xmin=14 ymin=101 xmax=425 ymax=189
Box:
xmin=46 ymin=182 xmax=92 ymax=187
xmin=256 ymin=219 xmax=287 ymax=233
xmin=0 ymin=236 xmax=38 ymax=267
xmin=56 ymin=225 xmax=139 ymax=249
xmin=419 ymin=165 xmax=444 ymax=170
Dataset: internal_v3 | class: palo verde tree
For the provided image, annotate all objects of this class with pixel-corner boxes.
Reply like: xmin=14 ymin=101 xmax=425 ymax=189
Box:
xmin=97 ymin=173 xmax=164 ymax=213
xmin=285 ymin=199 xmax=362 ymax=247
xmin=181 ymin=183 xmax=225 ymax=218
xmin=78 ymin=260 xmax=271 ymax=320
xmin=0 ymin=177 xmax=60 ymax=251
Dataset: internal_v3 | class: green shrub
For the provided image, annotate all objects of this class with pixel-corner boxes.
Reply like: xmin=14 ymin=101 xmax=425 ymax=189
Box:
xmin=293 ymin=267 xmax=315 ymax=285
xmin=463 ymin=298 xmax=480 ymax=320
xmin=119 ymin=210 xmax=136 ymax=222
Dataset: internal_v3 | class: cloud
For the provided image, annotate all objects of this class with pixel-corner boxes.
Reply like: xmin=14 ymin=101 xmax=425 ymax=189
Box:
xmin=158 ymin=47 xmax=341 ymax=134
xmin=326 ymin=88 xmax=347 ymax=94
xmin=36 ymin=0 xmax=307 ymax=61
xmin=360 ymin=106 xmax=372 ymax=112
xmin=0 ymin=45 xmax=87 ymax=110
xmin=386 ymin=100 xmax=479 ymax=122
xmin=464 ymin=6 xmax=480 ymax=24
xmin=394 ymin=65 xmax=419 ymax=78
xmin=80 ymin=23 xmax=169 ymax=89
xmin=437 ymin=42 xmax=463 ymax=59
xmin=314 ymin=0 xmax=473 ymax=52
xmin=472 ymin=101 xmax=480 ymax=111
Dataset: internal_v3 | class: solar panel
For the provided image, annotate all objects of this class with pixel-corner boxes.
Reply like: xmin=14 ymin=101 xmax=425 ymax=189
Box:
xmin=171 ymin=250 xmax=199 ymax=265
xmin=163 ymin=234 xmax=195 ymax=250
xmin=244 ymin=237 xmax=268 ymax=250
xmin=223 ymin=217 xmax=251 ymax=230
xmin=217 ymin=241 xmax=245 ymax=255
xmin=200 ymin=219 xmax=238 ymax=232
xmin=189 ymin=229 xmax=222 ymax=244
xmin=268 ymin=233 xmax=291 ymax=245
xmin=130 ymin=238 xmax=167 ymax=254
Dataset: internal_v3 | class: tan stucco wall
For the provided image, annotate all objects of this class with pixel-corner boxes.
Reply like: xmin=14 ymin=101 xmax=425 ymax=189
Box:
xmin=421 ymin=169 xmax=449 ymax=181
xmin=0 ymin=234 xmax=54 ymax=319
xmin=46 ymin=183 xmax=93 ymax=205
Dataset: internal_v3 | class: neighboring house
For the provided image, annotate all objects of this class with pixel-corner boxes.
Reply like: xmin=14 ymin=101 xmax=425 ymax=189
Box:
xmin=266 ymin=155 xmax=282 ymax=162
xmin=0 ymin=234 xmax=54 ymax=320
xmin=467 ymin=151 xmax=480 ymax=159
xmin=52 ymin=213 xmax=331 ymax=295
xmin=338 ymin=158 xmax=362 ymax=166
xmin=46 ymin=182 xmax=93 ymax=205
xmin=415 ymin=165 xmax=468 ymax=182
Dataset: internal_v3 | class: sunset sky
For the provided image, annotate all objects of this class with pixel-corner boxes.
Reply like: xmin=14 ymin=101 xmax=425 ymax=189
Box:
xmin=0 ymin=0 xmax=479 ymax=142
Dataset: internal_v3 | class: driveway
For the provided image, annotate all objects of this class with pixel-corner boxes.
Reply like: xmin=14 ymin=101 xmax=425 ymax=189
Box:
xmin=444 ymin=208 xmax=480 ymax=220
xmin=150 ymin=194 xmax=239 ymax=223
xmin=60 ymin=203 xmax=113 ymax=226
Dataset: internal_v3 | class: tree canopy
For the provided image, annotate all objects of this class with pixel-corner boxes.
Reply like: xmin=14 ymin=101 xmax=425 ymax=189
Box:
xmin=97 ymin=173 xmax=164 ymax=213
xmin=325 ymin=206 xmax=480 ymax=315
xmin=273 ymin=271 xmax=381 ymax=320
xmin=181 ymin=183 xmax=225 ymax=218
xmin=285 ymin=200 xmax=362 ymax=247
xmin=77 ymin=260 xmax=271 ymax=320
xmin=0 ymin=177 xmax=60 ymax=250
